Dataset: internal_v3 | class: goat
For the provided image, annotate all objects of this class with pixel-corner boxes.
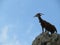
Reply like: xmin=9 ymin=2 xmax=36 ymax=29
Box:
xmin=34 ymin=13 xmax=57 ymax=34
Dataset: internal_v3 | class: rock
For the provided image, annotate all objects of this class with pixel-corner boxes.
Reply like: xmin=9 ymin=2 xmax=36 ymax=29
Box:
xmin=32 ymin=32 xmax=60 ymax=45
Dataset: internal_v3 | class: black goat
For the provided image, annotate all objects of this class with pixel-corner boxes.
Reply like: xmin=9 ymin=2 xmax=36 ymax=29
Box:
xmin=34 ymin=13 xmax=57 ymax=34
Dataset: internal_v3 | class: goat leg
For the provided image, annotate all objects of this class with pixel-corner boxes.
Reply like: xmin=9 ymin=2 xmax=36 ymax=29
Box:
xmin=42 ymin=27 xmax=44 ymax=33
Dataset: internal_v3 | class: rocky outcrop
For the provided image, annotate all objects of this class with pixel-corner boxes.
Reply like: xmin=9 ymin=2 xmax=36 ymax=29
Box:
xmin=32 ymin=32 xmax=60 ymax=45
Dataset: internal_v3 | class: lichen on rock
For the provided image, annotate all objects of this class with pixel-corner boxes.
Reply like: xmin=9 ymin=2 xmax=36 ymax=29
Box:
xmin=32 ymin=32 xmax=60 ymax=45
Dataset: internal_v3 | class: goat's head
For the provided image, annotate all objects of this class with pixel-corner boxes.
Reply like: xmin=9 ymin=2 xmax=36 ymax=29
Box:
xmin=34 ymin=13 xmax=44 ymax=17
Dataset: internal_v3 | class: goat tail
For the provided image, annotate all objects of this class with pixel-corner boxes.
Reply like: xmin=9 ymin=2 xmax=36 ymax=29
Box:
xmin=55 ymin=29 xmax=57 ymax=33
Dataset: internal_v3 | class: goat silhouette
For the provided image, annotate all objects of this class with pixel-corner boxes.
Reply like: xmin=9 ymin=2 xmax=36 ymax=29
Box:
xmin=34 ymin=13 xmax=57 ymax=34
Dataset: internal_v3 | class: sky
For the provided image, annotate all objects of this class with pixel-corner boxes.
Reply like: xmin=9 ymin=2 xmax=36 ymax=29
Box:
xmin=0 ymin=0 xmax=60 ymax=45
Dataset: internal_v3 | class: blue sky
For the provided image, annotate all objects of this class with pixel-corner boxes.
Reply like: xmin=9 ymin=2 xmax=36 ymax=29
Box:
xmin=0 ymin=0 xmax=60 ymax=45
